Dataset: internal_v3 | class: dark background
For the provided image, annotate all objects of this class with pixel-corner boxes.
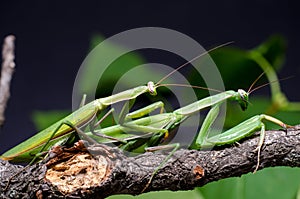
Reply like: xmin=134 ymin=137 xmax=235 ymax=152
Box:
xmin=0 ymin=1 xmax=299 ymax=154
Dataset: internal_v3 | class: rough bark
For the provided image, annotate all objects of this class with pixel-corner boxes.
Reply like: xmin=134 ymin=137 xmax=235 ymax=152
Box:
xmin=0 ymin=125 xmax=299 ymax=199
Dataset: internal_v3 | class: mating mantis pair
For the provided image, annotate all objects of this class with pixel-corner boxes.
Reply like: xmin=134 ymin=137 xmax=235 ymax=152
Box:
xmin=84 ymin=80 xmax=289 ymax=191
xmin=0 ymin=44 xmax=290 ymax=176
xmin=85 ymin=81 xmax=289 ymax=172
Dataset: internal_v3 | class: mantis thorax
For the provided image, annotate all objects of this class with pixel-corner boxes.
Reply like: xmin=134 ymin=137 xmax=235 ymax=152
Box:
xmin=237 ymin=89 xmax=249 ymax=111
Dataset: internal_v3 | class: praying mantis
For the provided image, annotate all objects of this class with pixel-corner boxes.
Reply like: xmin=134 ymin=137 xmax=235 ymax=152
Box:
xmin=0 ymin=43 xmax=229 ymax=163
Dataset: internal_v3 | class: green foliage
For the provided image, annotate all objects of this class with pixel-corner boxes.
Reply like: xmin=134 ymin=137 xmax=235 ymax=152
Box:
xmin=105 ymin=168 xmax=300 ymax=199
xmin=197 ymin=167 xmax=300 ymax=199
xmin=31 ymin=110 xmax=70 ymax=131
xmin=107 ymin=189 xmax=204 ymax=199
xmin=208 ymin=34 xmax=286 ymax=91
xmin=80 ymin=34 xmax=167 ymax=98
xmin=32 ymin=34 xmax=300 ymax=199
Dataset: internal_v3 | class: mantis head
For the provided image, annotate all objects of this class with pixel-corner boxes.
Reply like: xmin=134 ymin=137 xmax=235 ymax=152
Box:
xmin=237 ymin=89 xmax=249 ymax=111
xmin=147 ymin=81 xmax=157 ymax=96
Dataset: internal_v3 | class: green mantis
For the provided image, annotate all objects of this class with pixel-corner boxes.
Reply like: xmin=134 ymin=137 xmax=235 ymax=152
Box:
xmin=0 ymin=83 xmax=157 ymax=162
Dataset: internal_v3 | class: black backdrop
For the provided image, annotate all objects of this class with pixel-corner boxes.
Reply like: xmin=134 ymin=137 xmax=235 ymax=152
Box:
xmin=0 ymin=1 xmax=299 ymax=154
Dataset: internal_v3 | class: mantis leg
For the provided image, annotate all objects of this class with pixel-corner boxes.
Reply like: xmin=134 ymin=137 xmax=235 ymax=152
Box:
xmin=92 ymin=108 xmax=115 ymax=129
xmin=118 ymin=99 xmax=164 ymax=123
xmin=124 ymin=101 xmax=165 ymax=120
xmin=193 ymin=113 xmax=289 ymax=172
xmin=77 ymin=94 xmax=126 ymax=143
xmin=91 ymin=100 xmax=163 ymax=143
xmin=142 ymin=143 xmax=180 ymax=193
xmin=93 ymin=102 xmax=168 ymax=141
xmin=79 ymin=94 xmax=87 ymax=108
xmin=120 ymin=111 xmax=177 ymax=141
xmin=4 ymin=120 xmax=96 ymax=190
xmin=118 ymin=98 xmax=136 ymax=124
xmin=118 ymin=122 xmax=169 ymax=138
xmin=88 ymin=109 xmax=128 ymax=143
xmin=118 ymin=100 xmax=164 ymax=124
xmin=190 ymin=104 xmax=221 ymax=149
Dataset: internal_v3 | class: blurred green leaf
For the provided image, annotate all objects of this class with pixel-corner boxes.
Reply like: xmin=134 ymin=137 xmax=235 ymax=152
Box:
xmin=255 ymin=34 xmax=287 ymax=70
xmin=197 ymin=167 xmax=300 ymax=199
xmin=209 ymin=47 xmax=262 ymax=91
xmin=79 ymin=33 xmax=166 ymax=98
xmin=107 ymin=189 xmax=204 ymax=199
xmin=296 ymin=186 xmax=300 ymax=199
xmin=31 ymin=110 xmax=70 ymax=131
xmin=207 ymin=35 xmax=286 ymax=91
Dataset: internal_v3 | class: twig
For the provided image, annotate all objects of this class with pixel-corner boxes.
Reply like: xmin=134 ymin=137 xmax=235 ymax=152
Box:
xmin=0 ymin=35 xmax=16 ymax=126
xmin=0 ymin=125 xmax=300 ymax=198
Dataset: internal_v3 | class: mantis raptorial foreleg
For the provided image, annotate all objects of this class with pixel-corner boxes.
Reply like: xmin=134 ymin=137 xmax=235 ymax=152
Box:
xmin=120 ymin=101 xmax=166 ymax=137
xmin=124 ymin=101 xmax=165 ymax=120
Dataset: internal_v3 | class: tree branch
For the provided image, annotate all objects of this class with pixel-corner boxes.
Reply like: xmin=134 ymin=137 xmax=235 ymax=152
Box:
xmin=0 ymin=125 xmax=300 ymax=198
xmin=0 ymin=35 xmax=16 ymax=126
